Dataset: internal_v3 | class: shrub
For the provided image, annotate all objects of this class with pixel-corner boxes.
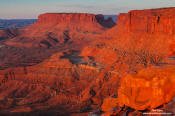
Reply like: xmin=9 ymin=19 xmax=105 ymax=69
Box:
xmin=110 ymin=35 xmax=169 ymax=67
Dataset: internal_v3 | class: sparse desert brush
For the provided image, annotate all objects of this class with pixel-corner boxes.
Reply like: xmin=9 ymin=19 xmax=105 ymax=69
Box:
xmin=81 ymin=34 xmax=169 ymax=73
xmin=110 ymin=34 xmax=169 ymax=67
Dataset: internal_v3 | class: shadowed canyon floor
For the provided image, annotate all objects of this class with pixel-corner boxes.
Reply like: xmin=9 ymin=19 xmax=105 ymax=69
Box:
xmin=0 ymin=8 xmax=175 ymax=116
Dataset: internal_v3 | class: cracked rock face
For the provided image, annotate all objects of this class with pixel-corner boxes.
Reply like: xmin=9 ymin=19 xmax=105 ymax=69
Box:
xmin=117 ymin=8 xmax=175 ymax=34
xmin=117 ymin=67 xmax=175 ymax=110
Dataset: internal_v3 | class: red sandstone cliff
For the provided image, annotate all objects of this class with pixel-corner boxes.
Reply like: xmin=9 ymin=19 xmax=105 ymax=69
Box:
xmin=4 ymin=13 xmax=112 ymax=49
xmin=106 ymin=7 xmax=175 ymax=56
xmin=116 ymin=7 xmax=175 ymax=34
xmin=1 ymin=8 xmax=175 ymax=116
xmin=28 ymin=13 xmax=113 ymax=32
xmin=0 ymin=52 xmax=100 ymax=115
xmin=95 ymin=14 xmax=116 ymax=28
xmin=37 ymin=13 xmax=98 ymax=25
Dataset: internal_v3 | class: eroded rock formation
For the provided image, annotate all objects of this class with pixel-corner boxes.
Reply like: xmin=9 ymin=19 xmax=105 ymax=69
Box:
xmin=0 ymin=8 xmax=175 ymax=116
xmin=117 ymin=7 xmax=175 ymax=34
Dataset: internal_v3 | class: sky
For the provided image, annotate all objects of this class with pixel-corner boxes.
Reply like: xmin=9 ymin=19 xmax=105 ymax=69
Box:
xmin=0 ymin=0 xmax=175 ymax=19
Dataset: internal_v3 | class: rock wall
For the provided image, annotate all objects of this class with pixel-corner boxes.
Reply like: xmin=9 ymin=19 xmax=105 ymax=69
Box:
xmin=29 ymin=13 xmax=115 ymax=31
xmin=117 ymin=7 xmax=175 ymax=34
xmin=37 ymin=13 xmax=98 ymax=25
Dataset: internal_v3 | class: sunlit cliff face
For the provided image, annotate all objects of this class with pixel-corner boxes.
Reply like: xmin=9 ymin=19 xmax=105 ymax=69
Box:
xmin=0 ymin=8 xmax=175 ymax=116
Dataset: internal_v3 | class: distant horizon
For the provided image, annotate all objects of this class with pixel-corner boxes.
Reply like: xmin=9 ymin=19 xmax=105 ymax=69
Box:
xmin=1 ymin=0 xmax=175 ymax=19
xmin=1 ymin=6 xmax=175 ymax=19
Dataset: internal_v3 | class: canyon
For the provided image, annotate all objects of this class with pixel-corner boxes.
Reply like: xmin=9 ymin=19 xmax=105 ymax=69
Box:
xmin=0 ymin=19 xmax=37 ymax=29
xmin=0 ymin=8 xmax=175 ymax=116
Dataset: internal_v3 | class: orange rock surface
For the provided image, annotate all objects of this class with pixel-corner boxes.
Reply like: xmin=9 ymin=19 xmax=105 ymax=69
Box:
xmin=117 ymin=8 xmax=175 ymax=34
xmin=0 ymin=52 xmax=100 ymax=114
xmin=1 ymin=8 xmax=175 ymax=116
xmin=101 ymin=97 xmax=118 ymax=112
xmin=28 ymin=13 xmax=111 ymax=33
xmin=107 ymin=8 xmax=175 ymax=56
xmin=118 ymin=66 xmax=175 ymax=110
